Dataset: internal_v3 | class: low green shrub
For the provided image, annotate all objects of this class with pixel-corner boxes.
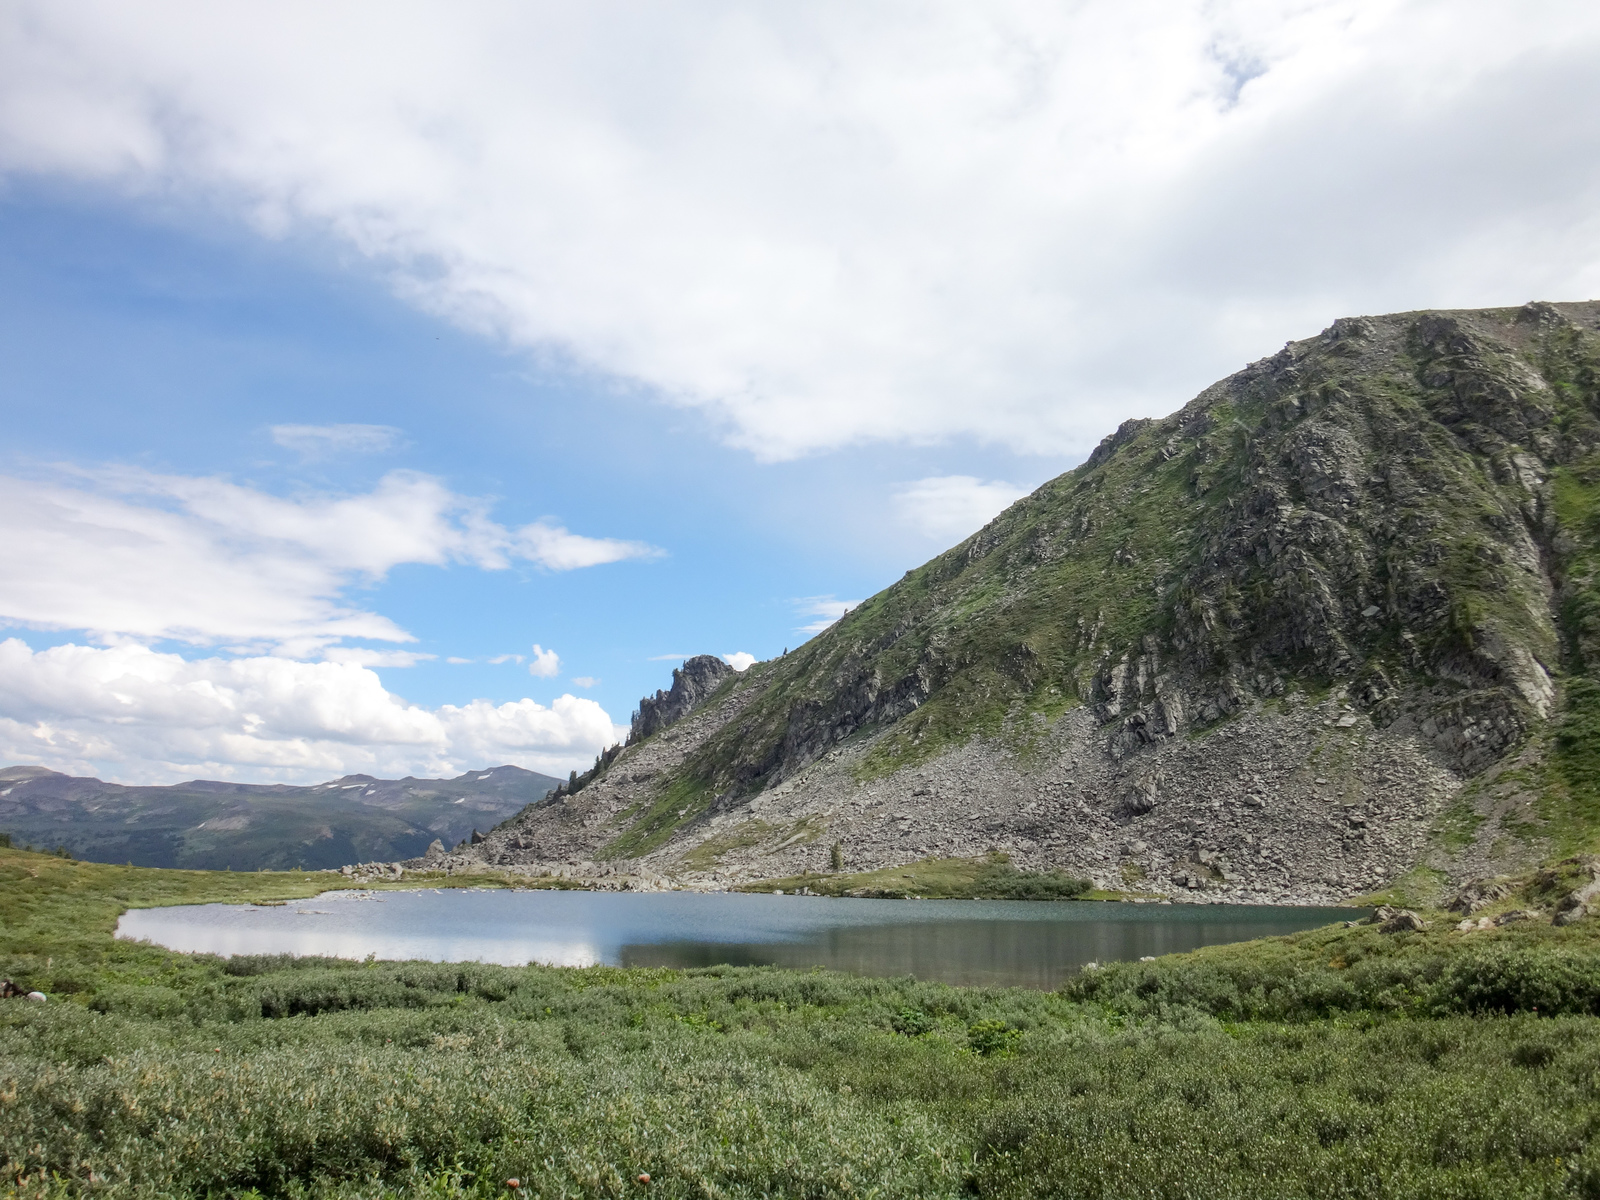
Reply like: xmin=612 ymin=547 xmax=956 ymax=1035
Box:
xmin=9 ymin=848 xmax=1600 ymax=1197
xmin=966 ymin=1018 xmax=1022 ymax=1056
xmin=970 ymin=864 xmax=1093 ymax=900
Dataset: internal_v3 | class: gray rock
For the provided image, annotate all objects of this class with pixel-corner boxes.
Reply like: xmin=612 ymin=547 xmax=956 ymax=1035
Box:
xmin=1493 ymin=908 xmax=1541 ymax=925
xmin=1369 ymin=904 xmax=1427 ymax=933
xmin=1553 ymin=904 xmax=1587 ymax=927
xmin=629 ymin=656 xmax=736 ymax=745
xmin=1448 ymin=878 xmax=1514 ymax=914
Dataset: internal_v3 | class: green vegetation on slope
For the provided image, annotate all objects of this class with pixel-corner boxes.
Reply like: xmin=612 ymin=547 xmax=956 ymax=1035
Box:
xmin=9 ymin=847 xmax=1600 ymax=1196
xmin=746 ymin=852 xmax=1096 ymax=900
xmin=603 ymin=305 xmax=1600 ymax=864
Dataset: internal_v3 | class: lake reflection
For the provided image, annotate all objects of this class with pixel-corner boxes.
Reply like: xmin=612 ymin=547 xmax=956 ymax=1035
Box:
xmin=117 ymin=889 xmax=1356 ymax=990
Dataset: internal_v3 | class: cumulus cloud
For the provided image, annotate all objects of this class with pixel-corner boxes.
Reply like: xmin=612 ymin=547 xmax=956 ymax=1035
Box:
xmin=270 ymin=423 xmax=402 ymax=458
xmin=0 ymin=468 xmax=659 ymax=651
xmin=0 ymin=638 xmax=623 ymax=783
xmin=4 ymin=2 xmax=1599 ymax=460
xmin=795 ymin=596 xmax=861 ymax=635
xmin=892 ymin=476 xmax=1029 ymax=542
xmin=721 ymin=652 xmax=756 ymax=672
xmin=528 ymin=645 xmax=561 ymax=678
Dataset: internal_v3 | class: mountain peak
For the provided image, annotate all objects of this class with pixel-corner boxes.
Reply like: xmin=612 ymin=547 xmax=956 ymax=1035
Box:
xmin=458 ymin=301 xmax=1600 ymax=901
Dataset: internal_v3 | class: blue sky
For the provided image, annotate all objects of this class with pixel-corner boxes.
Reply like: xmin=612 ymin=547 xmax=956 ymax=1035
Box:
xmin=1 ymin=1 xmax=1598 ymax=783
xmin=0 ymin=180 xmax=1067 ymax=780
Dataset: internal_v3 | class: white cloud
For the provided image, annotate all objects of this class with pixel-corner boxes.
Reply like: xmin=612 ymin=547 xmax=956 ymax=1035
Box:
xmin=0 ymin=638 xmax=622 ymax=783
xmin=647 ymin=654 xmax=694 ymax=662
xmin=487 ymin=654 xmax=525 ymax=665
xmin=892 ymin=475 xmax=1029 ymax=542
xmin=722 ymin=652 xmax=756 ymax=672
xmin=270 ymin=423 xmax=402 ymax=458
xmin=445 ymin=656 xmax=472 ymax=664
xmin=321 ymin=647 xmax=435 ymax=668
xmin=4 ymin=2 xmax=1599 ymax=460
xmin=570 ymin=676 xmax=598 ymax=688
xmin=0 ymin=468 xmax=660 ymax=651
xmin=528 ymin=644 xmax=560 ymax=678
xmin=514 ymin=522 xmax=663 ymax=571
xmin=795 ymin=596 xmax=860 ymax=635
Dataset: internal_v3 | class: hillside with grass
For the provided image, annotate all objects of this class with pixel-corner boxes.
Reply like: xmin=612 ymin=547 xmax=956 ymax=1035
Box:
xmin=456 ymin=301 xmax=1600 ymax=898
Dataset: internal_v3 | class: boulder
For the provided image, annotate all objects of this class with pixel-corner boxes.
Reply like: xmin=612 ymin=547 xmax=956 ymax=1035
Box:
xmin=1553 ymin=905 xmax=1587 ymax=927
xmin=1493 ymin=908 xmax=1541 ymax=925
xmin=1368 ymin=904 xmax=1426 ymax=933
xmin=1447 ymin=879 xmax=1514 ymax=914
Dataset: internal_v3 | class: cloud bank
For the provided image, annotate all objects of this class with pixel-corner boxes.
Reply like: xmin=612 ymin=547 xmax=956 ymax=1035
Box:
xmin=0 ymin=468 xmax=658 ymax=653
xmin=0 ymin=467 xmax=650 ymax=781
xmin=4 ymin=2 xmax=1598 ymax=460
xmin=0 ymin=639 xmax=624 ymax=783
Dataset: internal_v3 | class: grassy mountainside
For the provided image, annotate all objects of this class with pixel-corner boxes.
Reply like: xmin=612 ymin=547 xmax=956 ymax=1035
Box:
xmin=8 ymin=847 xmax=1600 ymax=1196
xmin=0 ymin=764 xmax=560 ymax=870
xmin=585 ymin=301 xmax=1600 ymax=873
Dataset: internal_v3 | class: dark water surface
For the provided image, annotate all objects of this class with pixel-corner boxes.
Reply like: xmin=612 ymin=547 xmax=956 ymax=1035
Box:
xmin=116 ymin=889 xmax=1356 ymax=989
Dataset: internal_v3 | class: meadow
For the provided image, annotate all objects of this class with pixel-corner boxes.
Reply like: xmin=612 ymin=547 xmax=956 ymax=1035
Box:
xmin=4 ymin=846 xmax=1600 ymax=1198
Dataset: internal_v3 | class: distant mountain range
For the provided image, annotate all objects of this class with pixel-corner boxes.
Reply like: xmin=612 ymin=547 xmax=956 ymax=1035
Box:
xmin=0 ymin=764 xmax=563 ymax=871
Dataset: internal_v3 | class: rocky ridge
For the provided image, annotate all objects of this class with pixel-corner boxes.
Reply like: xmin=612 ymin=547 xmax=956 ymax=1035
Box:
xmin=444 ymin=302 xmax=1600 ymax=903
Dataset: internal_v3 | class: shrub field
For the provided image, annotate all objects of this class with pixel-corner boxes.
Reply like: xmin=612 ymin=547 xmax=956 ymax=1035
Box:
xmin=5 ymin=847 xmax=1600 ymax=1198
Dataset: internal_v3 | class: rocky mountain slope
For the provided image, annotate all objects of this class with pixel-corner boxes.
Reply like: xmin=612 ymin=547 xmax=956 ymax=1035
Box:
xmin=452 ymin=301 xmax=1600 ymax=903
xmin=0 ymin=764 xmax=560 ymax=870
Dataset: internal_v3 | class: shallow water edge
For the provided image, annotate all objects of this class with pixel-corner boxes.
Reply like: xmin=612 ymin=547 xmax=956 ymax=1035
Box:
xmin=117 ymin=888 xmax=1360 ymax=989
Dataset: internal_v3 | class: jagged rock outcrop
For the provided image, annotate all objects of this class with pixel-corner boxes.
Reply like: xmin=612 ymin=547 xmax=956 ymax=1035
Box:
xmin=628 ymin=655 xmax=736 ymax=744
xmin=458 ymin=301 xmax=1600 ymax=901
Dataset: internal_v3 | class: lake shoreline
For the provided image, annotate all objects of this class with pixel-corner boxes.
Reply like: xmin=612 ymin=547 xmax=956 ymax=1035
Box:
xmin=5 ymin=844 xmax=1598 ymax=1198
xmin=114 ymin=885 xmax=1362 ymax=989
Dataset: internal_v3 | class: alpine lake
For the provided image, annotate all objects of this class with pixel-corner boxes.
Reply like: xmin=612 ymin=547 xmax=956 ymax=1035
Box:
xmin=118 ymin=888 xmax=1359 ymax=988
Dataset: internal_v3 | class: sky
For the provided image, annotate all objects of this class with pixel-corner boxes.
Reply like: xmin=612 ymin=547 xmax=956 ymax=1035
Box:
xmin=1 ymin=0 xmax=1598 ymax=785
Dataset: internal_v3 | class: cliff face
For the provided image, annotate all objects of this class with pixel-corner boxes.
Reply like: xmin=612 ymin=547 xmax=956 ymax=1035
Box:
xmin=629 ymin=656 xmax=736 ymax=745
xmin=461 ymin=301 xmax=1600 ymax=901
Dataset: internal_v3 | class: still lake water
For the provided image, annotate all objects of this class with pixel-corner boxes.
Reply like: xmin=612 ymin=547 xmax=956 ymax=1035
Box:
xmin=116 ymin=889 xmax=1355 ymax=989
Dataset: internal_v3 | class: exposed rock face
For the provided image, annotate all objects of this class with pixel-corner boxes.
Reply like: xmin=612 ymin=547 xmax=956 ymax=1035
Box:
xmin=629 ymin=656 xmax=736 ymax=745
xmin=457 ymin=302 xmax=1600 ymax=900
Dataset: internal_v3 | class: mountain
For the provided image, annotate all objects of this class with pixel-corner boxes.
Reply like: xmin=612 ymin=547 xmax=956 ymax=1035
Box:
xmin=0 ymin=764 xmax=562 ymax=871
xmin=445 ymin=301 xmax=1600 ymax=903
